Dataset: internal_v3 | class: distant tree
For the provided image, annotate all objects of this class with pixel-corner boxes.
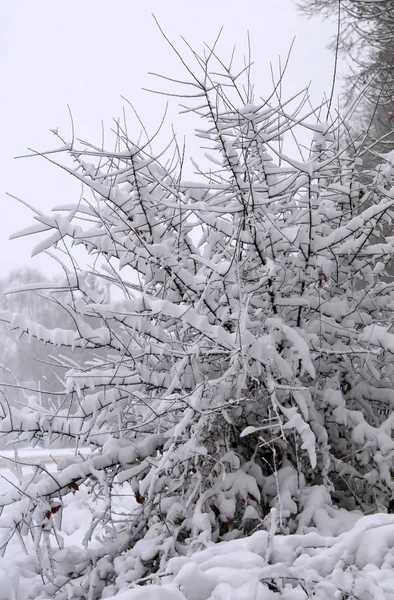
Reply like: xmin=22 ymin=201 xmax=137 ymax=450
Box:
xmin=1 ymin=35 xmax=394 ymax=599
xmin=299 ymin=0 xmax=394 ymax=166
xmin=0 ymin=268 xmax=65 ymax=391
xmin=0 ymin=267 xmax=94 ymax=447
xmin=299 ymin=0 xmax=394 ymax=53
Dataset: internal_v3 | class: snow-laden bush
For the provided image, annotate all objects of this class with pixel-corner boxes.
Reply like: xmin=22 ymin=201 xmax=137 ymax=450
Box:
xmin=1 ymin=37 xmax=394 ymax=598
xmin=99 ymin=512 xmax=394 ymax=600
xmin=5 ymin=502 xmax=394 ymax=599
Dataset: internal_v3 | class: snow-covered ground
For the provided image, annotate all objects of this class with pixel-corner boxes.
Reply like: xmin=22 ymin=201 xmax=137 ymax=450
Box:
xmin=1 ymin=450 xmax=394 ymax=599
xmin=102 ymin=512 xmax=394 ymax=600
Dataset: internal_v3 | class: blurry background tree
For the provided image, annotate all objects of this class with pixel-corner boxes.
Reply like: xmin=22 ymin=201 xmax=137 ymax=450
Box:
xmin=0 ymin=268 xmax=64 ymax=393
xmin=0 ymin=267 xmax=97 ymax=447
xmin=299 ymin=0 xmax=394 ymax=169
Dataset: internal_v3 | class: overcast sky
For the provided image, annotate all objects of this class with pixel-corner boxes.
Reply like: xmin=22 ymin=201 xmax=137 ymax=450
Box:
xmin=0 ymin=0 xmax=340 ymax=278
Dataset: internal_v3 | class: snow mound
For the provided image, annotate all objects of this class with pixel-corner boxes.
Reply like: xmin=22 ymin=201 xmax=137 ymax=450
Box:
xmin=99 ymin=513 xmax=394 ymax=600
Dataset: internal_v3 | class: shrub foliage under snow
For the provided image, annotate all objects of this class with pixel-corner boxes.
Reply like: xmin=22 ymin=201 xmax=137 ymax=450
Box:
xmin=1 ymin=38 xmax=394 ymax=598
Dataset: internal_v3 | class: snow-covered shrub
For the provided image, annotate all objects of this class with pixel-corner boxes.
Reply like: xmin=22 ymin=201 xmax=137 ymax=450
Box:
xmin=109 ymin=512 xmax=394 ymax=600
xmin=1 ymin=37 xmax=394 ymax=598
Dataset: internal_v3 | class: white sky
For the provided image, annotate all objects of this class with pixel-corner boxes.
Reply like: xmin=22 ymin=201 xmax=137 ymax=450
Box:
xmin=0 ymin=0 xmax=340 ymax=278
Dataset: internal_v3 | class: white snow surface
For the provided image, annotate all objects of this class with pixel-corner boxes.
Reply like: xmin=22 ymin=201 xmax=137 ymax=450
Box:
xmin=1 ymin=454 xmax=393 ymax=600
xmin=82 ymin=512 xmax=394 ymax=600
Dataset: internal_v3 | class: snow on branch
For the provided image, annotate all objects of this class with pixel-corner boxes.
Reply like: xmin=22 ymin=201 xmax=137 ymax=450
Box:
xmin=1 ymin=32 xmax=394 ymax=599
